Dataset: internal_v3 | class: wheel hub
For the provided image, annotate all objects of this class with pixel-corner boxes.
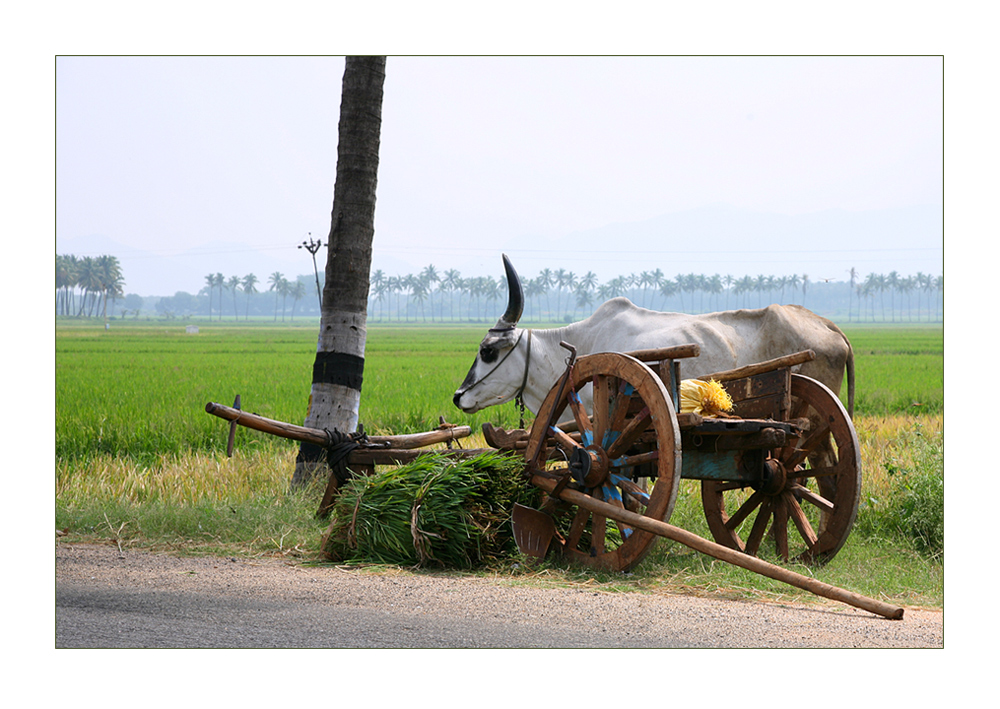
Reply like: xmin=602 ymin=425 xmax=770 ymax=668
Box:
xmin=759 ymin=458 xmax=788 ymax=496
xmin=569 ymin=446 xmax=609 ymax=488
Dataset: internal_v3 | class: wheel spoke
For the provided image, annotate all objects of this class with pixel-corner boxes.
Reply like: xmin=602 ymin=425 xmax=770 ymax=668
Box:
xmin=591 ymin=375 xmax=610 ymax=450
xmin=606 ymin=405 xmax=652 ymax=459
xmin=789 ymin=482 xmax=834 ymax=512
xmin=788 ymin=397 xmax=810 ymax=422
xmin=715 ymin=481 xmax=751 ymax=492
xmin=784 ymin=491 xmax=819 ymax=548
xmin=566 ymin=505 xmax=590 ymax=549
xmin=609 ymin=449 xmax=659 ymax=469
xmin=548 ymin=425 xmax=584 ymax=453
xmin=591 ymin=487 xmax=607 ymax=555
xmin=726 ymin=489 xmax=766 ymax=530
xmin=792 ymin=464 xmax=841 ymax=480
xmin=604 ymin=380 xmax=634 ymax=449
xmin=773 ymin=497 xmax=789 ymax=560
xmin=744 ymin=498 xmax=772 ymax=556
xmin=603 ymin=484 xmax=633 ymax=539
xmin=784 ymin=423 xmax=832 ymax=470
xmin=611 ymin=473 xmax=651 ymax=507
xmin=567 ymin=388 xmax=594 ymax=447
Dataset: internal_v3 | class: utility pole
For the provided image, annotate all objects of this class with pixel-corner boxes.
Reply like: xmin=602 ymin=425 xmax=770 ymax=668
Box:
xmin=299 ymin=233 xmax=325 ymax=308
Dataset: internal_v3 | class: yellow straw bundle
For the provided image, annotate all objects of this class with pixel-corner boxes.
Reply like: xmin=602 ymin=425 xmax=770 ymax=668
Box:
xmin=679 ymin=379 xmax=734 ymax=417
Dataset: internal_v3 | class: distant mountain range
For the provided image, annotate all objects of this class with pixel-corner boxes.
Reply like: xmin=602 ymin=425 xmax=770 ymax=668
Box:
xmin=57 ymin=203 xmax=943 ymax=297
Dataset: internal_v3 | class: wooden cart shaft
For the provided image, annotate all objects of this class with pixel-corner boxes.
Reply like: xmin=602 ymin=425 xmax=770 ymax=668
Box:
xmin=529 ymin=472 xmax=902 ymax=620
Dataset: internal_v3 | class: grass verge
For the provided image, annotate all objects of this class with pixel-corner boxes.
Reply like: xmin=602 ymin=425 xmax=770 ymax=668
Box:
xmin=56 ymin=415 xmax=943 ymax=609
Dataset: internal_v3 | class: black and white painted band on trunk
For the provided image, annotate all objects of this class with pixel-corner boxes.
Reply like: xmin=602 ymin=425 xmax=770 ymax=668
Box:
xmin=312 ymin=351 xmax=365 ymax=391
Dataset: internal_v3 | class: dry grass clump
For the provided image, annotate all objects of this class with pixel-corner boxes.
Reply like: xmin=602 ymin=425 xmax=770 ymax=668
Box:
xmin=852 ymin=414 xmax=944 ymax=558
xmin=56 ymin=446 xmax=299 ymax=507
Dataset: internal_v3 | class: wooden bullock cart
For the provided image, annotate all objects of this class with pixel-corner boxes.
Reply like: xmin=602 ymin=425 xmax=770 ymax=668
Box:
xmin=205 ymin=343 xmax=901 ymax=620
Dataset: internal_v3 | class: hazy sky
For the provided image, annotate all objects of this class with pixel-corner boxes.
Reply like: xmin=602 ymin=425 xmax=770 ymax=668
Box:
xmin=55 ymin=55 xmax=943 ymax=293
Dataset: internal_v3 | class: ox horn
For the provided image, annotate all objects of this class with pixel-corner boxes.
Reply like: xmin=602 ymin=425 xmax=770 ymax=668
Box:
xmin=497 ymin=253 xmax=524 ymax=328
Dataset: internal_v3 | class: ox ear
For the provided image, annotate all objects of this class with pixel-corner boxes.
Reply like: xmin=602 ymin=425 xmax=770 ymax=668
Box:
xmin=496 ymin=253 xmax=524 ymax=328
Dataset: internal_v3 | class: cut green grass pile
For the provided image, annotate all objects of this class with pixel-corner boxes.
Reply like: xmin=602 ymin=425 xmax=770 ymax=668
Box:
xmin=323 ymin=451 xmax=540 ymax=568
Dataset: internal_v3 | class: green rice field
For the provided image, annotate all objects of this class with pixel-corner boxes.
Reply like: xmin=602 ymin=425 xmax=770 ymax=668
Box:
xmin=55 ymin=320 xmax=942 ymax=464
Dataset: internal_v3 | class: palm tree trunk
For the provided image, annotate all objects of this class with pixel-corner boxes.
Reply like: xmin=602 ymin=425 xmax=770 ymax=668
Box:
xmin=294 ymin=56 xmax=386 ymax=486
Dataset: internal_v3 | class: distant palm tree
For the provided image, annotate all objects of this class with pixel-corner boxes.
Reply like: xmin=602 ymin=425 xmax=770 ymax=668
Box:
xmin=485 ymin=276 xmax=504 ymax=320
xmin=440 ymin=269 xmax=461 ymax=321
xmin=574 ymin=283 xmax=594 ymax=319
xmin=899 ymin=275 xmax=915 ymax=322
xmin=674 ymin=274 xmax=687 ymax=311
xmin=215 ymin=273 xmax=225 ymax=321
xmin=91 ymin=255 xmax=124 ymax=321
xmin=856 ymin=281 xmax=869 ymax=321
xmin=525 ymin=277 xmax=544 ymax=322
xmin=847 ymin=267 xmax=859 ymax=321
xmin=411 ymin=278 xmax=429 ymax=321
xmin=73 ymin=256 xmax=98 ymax=316
xmin=242 ymin=273 xmax=259 ymax=320
xmin=873 ymin=273 xmax=887 ymax=321
xmin=420 ymin=264 xmax=439 ymax=321
xmin=370 ymin=269 xmax=386 ymax=320
xmin=708 ymin=274 xmax=723 ymax=311
xmin=920 ymin=272 xmax=936 ymax=322
xmin=538 ymin=268 xmax=554 ymax=317
xmin=204 ymin=274 xmax=216 ymax=319
xmin=386 ymin=275 xmax=403 ymax=321
xmin=648 ymin=269 xmax=664 ymax=309
xmin=659 ymin=279 xmax=678 ymax=310
xmin=722 ymin=274 xmax=735 ymax=310
xmin=370 ymin=276 xmax=390 ymax=321
xmin=751 ymin=275 xmax=766 ymax=308
xmin=278 ymin=277 xmax=292 ymax=321
xmin=560 ymin=271 xmax=577 ymax=319
xmin=732 ymin=276 xmax=750 ymax=308
xmin=786 ymin=274 xmax=801 ymax=306
xmin=578 ymin=271 xmax=599 ymax=315
xmin=268 ymin=271 xmax=284 ymax=321
xmin=226 ymin=276 xmax=241 ymax=319
xmin=914 ymin=272 xmax=928 ymax=321
xmin=934 ymin=275 xmax=943 ymax=322
xmin=289 ymin=279 xmax=306 ymax=320
xmin=56 ymin=254 xmax=80 ymax=316
xmin=887 ymin=271 xmax=900 ymax=322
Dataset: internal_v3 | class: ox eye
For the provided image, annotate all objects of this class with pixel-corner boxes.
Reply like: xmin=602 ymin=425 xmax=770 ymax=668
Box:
xmin=479 ymin=346 xmax=499 ymax=363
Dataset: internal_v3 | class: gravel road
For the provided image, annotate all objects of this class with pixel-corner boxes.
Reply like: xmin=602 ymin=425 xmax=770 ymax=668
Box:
xmin=56 ymin=543 xmax=943 ymax=649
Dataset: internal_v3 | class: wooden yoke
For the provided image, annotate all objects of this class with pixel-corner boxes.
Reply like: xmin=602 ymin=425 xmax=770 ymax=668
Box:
xmin=205 ymin=402 xmax=472 ymax=450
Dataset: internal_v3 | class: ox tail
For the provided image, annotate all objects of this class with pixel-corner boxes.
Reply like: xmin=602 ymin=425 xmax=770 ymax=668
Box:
xmin=821 ymin=312 xmax=855 ymax=419
xmin=846 ymin=341 xmax=855 ymax=419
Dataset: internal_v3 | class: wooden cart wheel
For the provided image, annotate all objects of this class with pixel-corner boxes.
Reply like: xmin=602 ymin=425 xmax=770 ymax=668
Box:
xmin=524 ymin=352 xmax=682 ymax=572
xmin=701 ymin=373 xmax=861 ymax=565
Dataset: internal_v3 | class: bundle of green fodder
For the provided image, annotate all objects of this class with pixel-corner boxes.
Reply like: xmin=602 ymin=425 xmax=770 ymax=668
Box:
xmin=322 ymin=451 xmax=540 ymax=568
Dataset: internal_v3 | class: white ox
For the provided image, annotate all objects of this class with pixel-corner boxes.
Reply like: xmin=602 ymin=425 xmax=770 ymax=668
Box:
xmin=453 ymin=255 xmax=855 ymax=417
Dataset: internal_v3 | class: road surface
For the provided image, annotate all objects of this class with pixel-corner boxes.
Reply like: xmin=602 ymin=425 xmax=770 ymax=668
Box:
xmin=56 ymin=543 xmax=943 ymax=649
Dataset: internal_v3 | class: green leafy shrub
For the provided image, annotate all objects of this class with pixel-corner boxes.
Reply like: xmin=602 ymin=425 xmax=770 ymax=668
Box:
xmin=855 ymin=423 xmax=943 ymax=559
